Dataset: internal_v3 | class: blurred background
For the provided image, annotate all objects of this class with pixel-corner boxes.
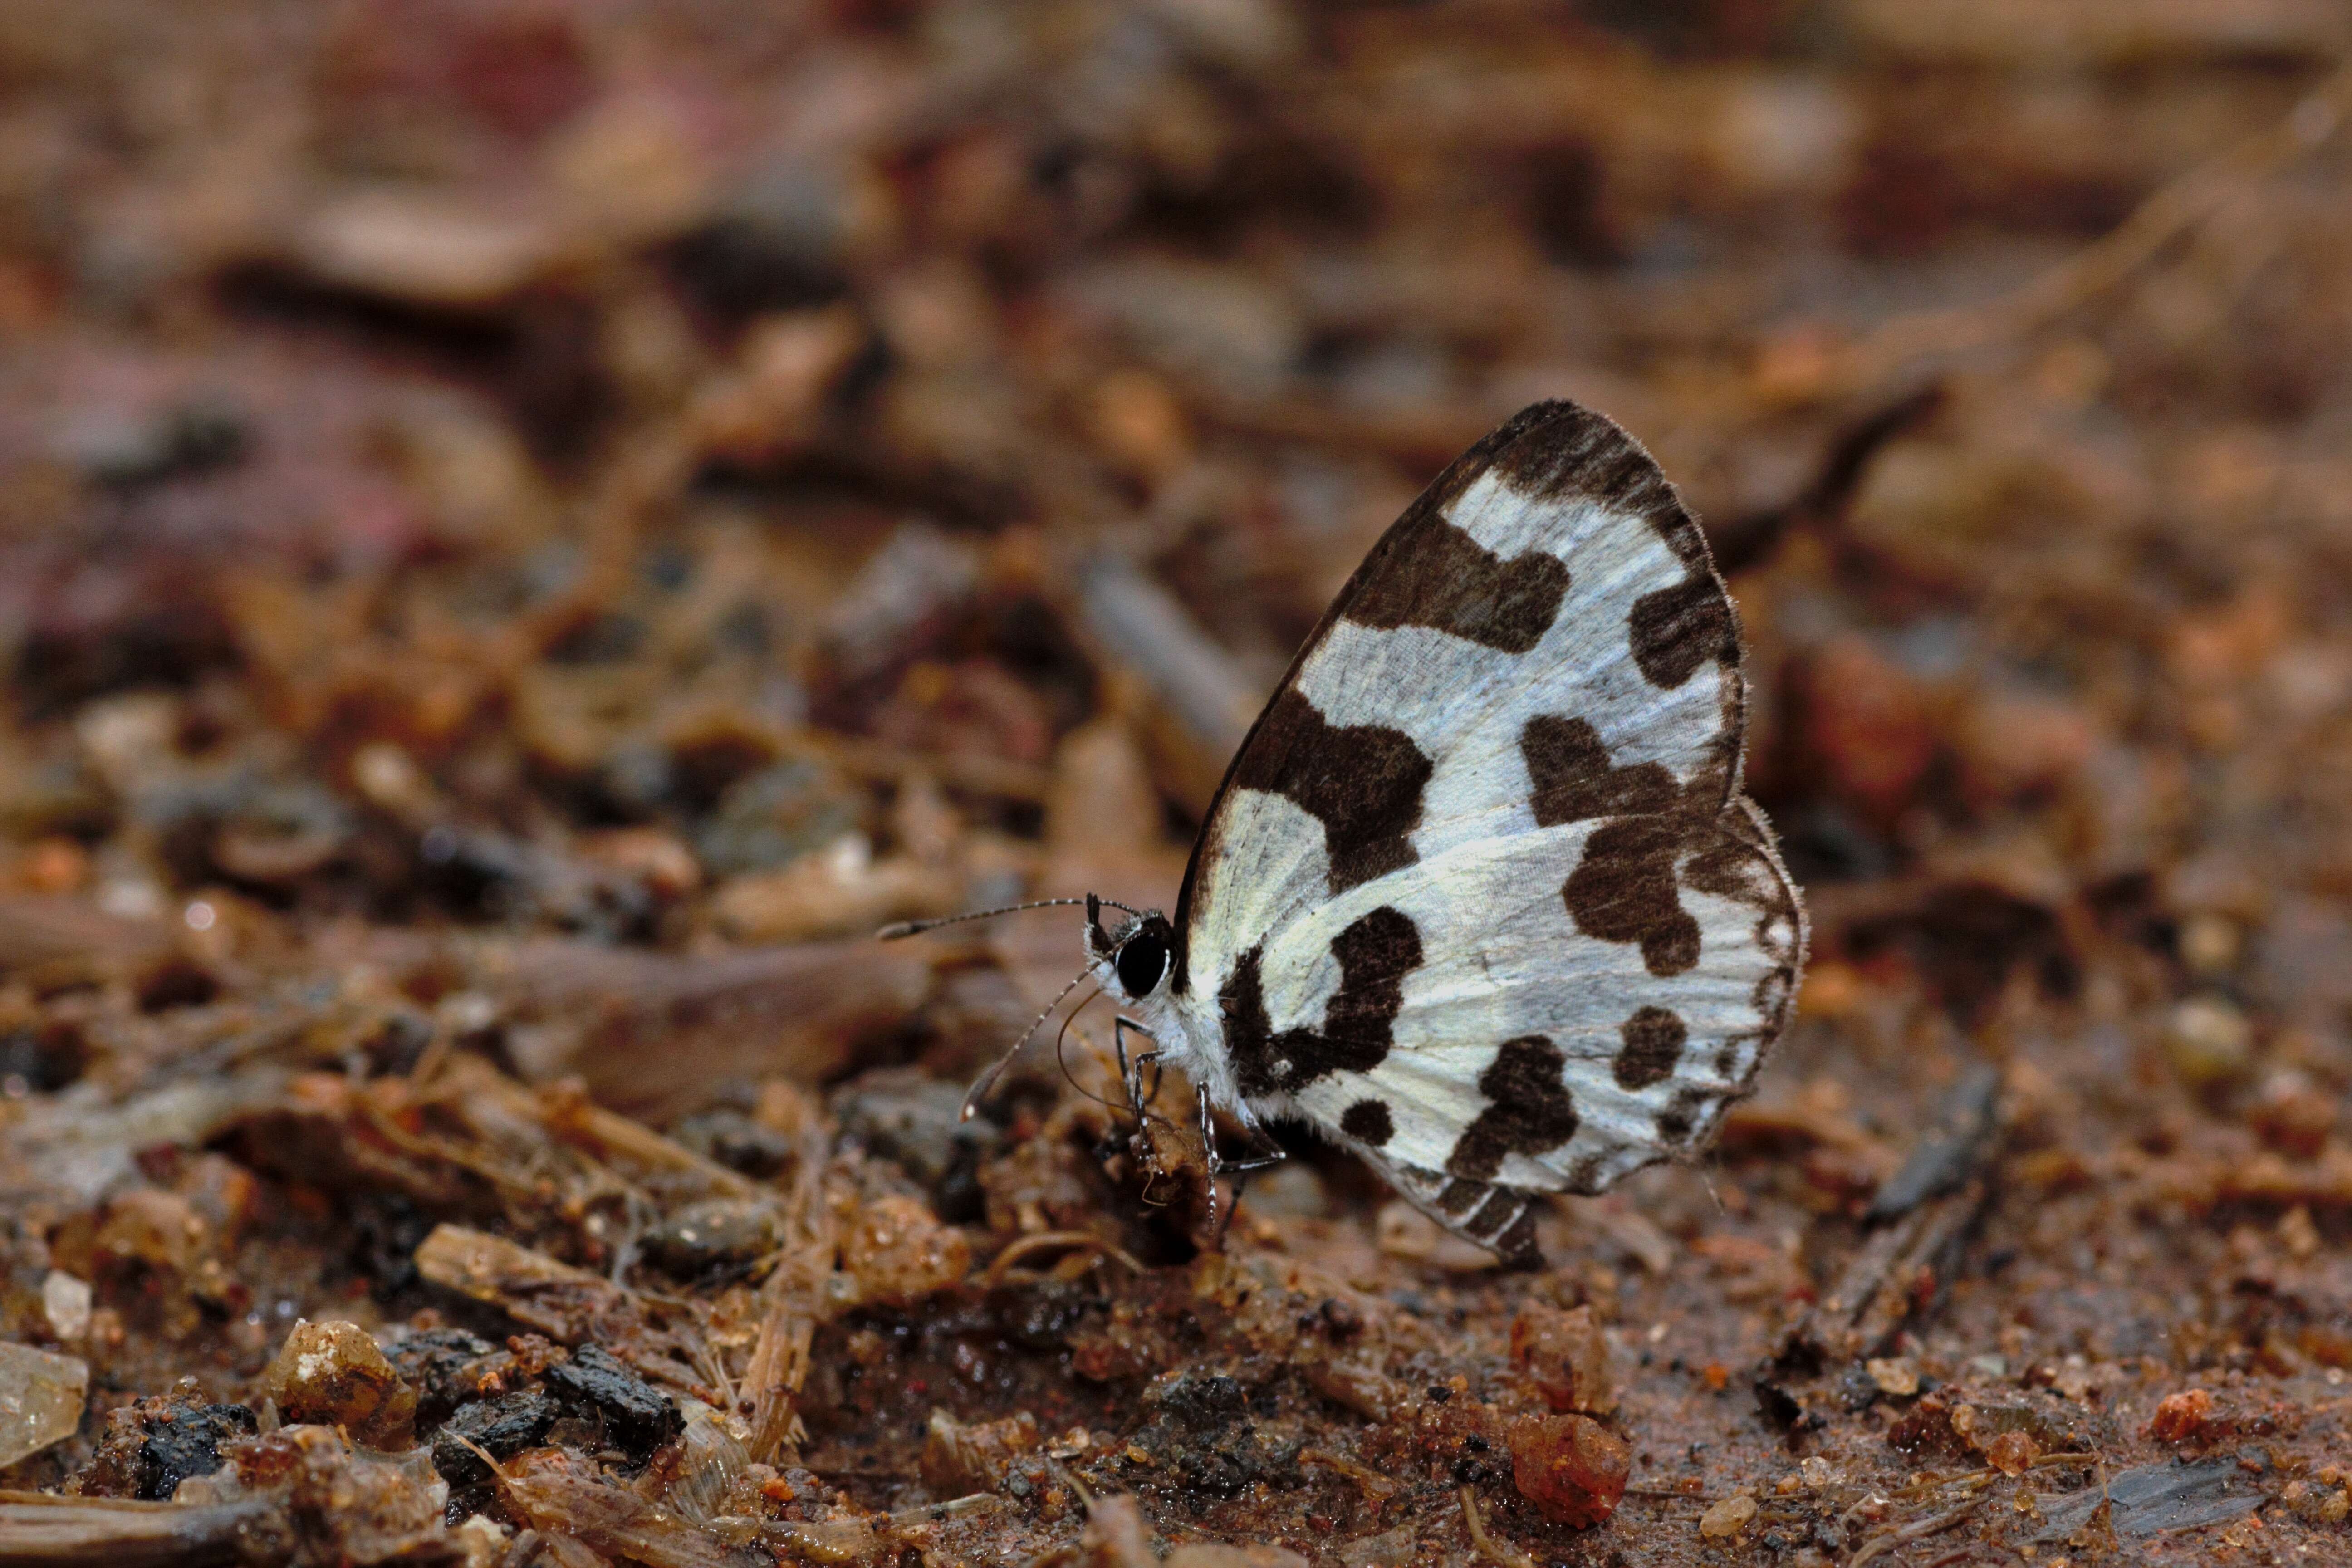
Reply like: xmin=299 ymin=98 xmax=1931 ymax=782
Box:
xmin=5 ymin=0 xmax=2351 ymax=965
xmin=5 ymin=0 xmax=2352 ymax=1556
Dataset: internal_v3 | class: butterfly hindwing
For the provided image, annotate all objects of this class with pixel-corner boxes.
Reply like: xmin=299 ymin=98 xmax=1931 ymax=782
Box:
xmin=1167 ymin=399 xmax=1804 ymax=1256
xmin=1272 ymin=809 xmax=1801 ymax=1193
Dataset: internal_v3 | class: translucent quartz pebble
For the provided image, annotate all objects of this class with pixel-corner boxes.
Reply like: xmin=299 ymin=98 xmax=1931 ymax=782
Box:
xmin=0 ymin=1340 xmax=90 ymax=1466
xmin=42 ymin=1272 xmax=92 ymax=1342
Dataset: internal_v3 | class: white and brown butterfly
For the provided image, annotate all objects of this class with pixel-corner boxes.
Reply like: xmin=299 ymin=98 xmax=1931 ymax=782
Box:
xmin=897 ymin=400 xmax=1805 ymax=1265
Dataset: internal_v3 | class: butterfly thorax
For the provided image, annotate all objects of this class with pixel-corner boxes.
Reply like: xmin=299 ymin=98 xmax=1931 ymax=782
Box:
xmin=1086 ymin=906 xmax=1253 ymax=1115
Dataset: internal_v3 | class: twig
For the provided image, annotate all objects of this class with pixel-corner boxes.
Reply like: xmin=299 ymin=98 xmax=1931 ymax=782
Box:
xmin=448 ymin=1431 xmax=506 ymax=1482
xmin=0 ymin=1494 xmax=279 ymax=1568
xmin=818 ymin=735 xmax=1054 ymax=803
xmin=982 ymin=1230 xmax=1146 ymax=1289
xmin=1301 ymin=1447 xmax=1401 ymax=1504
xmin=1850 ymin=1498 xmax=1983 ymax=1568
xmin=1781 ymin=1176 xmax=1991 ymax=1369
xmin=1459 ymin=1486 xmax=1539 ymax=1568
xmin=1894 ymin=1470 xmax=1984 ymax=1500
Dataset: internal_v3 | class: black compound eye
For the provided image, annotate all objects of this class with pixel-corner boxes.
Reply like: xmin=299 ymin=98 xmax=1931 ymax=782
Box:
xmin=1116 ymin=929 xmax=1168 ymax=997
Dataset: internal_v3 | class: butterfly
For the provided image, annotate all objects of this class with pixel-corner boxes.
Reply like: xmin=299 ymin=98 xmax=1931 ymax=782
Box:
xmin=898 ymin=400 xmax=1805 ymax=1265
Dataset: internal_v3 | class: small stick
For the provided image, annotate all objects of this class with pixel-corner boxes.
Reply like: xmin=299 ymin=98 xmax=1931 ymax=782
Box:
xmin=1459 ymin=1486 xmax=1540 ymax=1568
xmin=1849 ymin=1498 xmax=1982 ymax=1568
xmin=449 ymin=1431 xmax=506 ymax=1482
xmin=982 ymin=1230 xmax=1145 ymax=1289
xmin=1300 ymin=1447 xmax=1400 ymax=1504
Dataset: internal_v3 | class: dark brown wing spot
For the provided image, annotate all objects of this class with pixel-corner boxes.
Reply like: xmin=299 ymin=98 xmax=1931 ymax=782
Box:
xmin=1435 ymin=1176 xmax=1486 ymax=1216
xmin=1561 ymin=817 xmax=1702 ymax=977
xmin=1522 ymin=714 xmax=1681 ymax=826
xmin=1462 ymin=1187 xmax=1518 ymax=1236
xmin=1226 ymin=906 xmax=1423 ymax=1099
xmin=1486 ymin=402 xmax=1681 ymax=532
xmin=1655 ymin=1086 xmax=1711 ymax=1147
xmin=1231 ymin=689 xmax=1430 ymax=894
xmin=1489 ymin=1203 xmax=1543 ymax=1267
xmin=1446 ymin=1035 xmax=1581 ymax=1181
xmin=1628 ymin=573 xmax=1736 ymax=691
xmin=1685 ymin=830 xmax=1801 ymax=932
xmin=1614 ymin=1005 xmax=1687 ymax=1090
xmin=1343 ymin=519 xmax=1569 ymax=653
xmin=1339 ymin=1099 xmax=1395 ymax=1147
xmin=1387 ymin=1163 xmax=1545 ymax=1265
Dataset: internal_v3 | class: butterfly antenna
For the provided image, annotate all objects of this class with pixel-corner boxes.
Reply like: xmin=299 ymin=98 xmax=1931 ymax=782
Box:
xmin=877 ymin=897 xmax=1109 ymax=940
xmin=1053 ymin=1003 xmax=1186 ymax=1139
xmin=961 ymin=965 xmax=1095 ymax=1121
xmin=1053 ymin=987 xmax=1129 ymax=1115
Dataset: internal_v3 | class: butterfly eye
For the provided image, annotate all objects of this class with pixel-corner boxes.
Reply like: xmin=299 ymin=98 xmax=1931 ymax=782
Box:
xmin=1116 ymin=928 xmax=1168 ymax=996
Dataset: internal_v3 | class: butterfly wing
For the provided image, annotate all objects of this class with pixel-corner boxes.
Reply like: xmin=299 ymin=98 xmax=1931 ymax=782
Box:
xmin=1169 ymin=400 xmax=1803 ymax=1261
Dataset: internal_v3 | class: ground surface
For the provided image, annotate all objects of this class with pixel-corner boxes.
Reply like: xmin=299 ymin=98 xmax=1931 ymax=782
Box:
xmin=4 ymin=3 xmax=2352 ymax=1565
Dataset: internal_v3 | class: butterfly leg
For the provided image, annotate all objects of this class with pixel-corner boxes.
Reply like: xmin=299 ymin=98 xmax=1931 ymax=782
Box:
xmin=1112 ymin=1017 xmax=1159 ymax=1121
xmin=1195 ymin=1088 xmax=1288 ymax=1248
xmin=1221 ymin=1118 xmax=1291 ymax=1175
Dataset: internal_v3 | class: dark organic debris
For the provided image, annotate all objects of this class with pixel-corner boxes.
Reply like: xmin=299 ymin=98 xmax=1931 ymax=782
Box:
xmin=1866 ymin=1063 xmax=2002 ymax=1222
xmin=76 ymin=1395 xmax=259 ymax=1501
xmin=544 ymin=1345 xmax=684 ymax=1467
xmin=432 ymin=1390 xmax=565 ymax=1487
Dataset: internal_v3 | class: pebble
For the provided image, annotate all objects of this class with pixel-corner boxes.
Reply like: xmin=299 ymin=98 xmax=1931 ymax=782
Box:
xmin=295 ymin=189 xmax=555 ymax=308
xmin=1699 ymin=1492 xmax=1758 ymax=1539
xmin=2150 ymin=1387 xmax=2215 ymax=1443
xmin=265 ymin=1320 xmax=417 ymax=1449
xmin=1984 ymin=1428 xmax=2040 ymax=1475
xmin=0 ymin=1340 xmax=89 ymax=1467
xmin=691 ymin=759 xmax=860 ymax=877
xmin=56 ymin=398 xmax=247 ymax=489
xmin=669 ymin=1108 xmax=796 ymax=1179
xmin=1232 ymin=1159 xmax=1328 ymax=1220
xmin=641 ymin=1200 xmax=781 ymax=1278
xmin=840 ymin=1194 xmax=972 ymax=1307
xmin=833 ymin=1072 xmax=977 ymax=1189
xmin=684 ymin=153 xmax=889 ymax=316
xmin=1865 ymin=1356 xmax=1920 ymax=1396
xmin=2178 ymin=912 xmax=2241 ymax=976
xmin=1509 ymin=1303 xmax=1616 ymax=1415
xmin=2163 ymin=995 xmax=2252 ymax=1088
xmin=1507 ymin=1412 xmax=1631 ymax=1529
xmin=41 ymin=1270 xmax=92 ymax=1342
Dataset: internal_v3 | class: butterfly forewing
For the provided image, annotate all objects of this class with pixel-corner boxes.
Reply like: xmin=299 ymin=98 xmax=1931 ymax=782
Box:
xmin=1166 ymin=400 xmax=1804 ymax=1262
